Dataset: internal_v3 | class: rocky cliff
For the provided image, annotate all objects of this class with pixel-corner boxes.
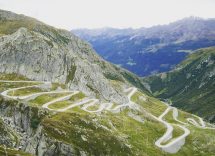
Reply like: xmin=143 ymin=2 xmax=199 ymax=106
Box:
xmin=0 ymin=9 xmax=148 ymax=104
xmin=0 ymin=96 xmax=88 ymax=155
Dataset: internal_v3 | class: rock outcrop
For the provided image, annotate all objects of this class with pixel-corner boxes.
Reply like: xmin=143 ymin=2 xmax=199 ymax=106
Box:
xmin=0 ymin=97 xmax=79 ymax=156
xmin=0 ymin=9 xmax=148 ymax=104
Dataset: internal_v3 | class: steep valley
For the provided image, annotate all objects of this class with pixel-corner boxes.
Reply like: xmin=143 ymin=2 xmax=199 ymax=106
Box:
xmin=0 ymin=9 xmax=214 ymax=156
xmin=143 ymin=47 xmax=215 ymax=123
xmin=73 ymin=17 xmax=215 ymax=76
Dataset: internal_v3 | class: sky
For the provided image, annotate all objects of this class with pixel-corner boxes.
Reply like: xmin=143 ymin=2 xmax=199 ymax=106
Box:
xmin=0 ymin=0 xmax=214 ymax=30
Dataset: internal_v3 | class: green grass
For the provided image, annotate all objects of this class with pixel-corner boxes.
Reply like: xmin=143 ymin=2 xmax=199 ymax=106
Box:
xmin=158 ymin=107 xmax=215 ymax=155
xmin=160 ymin=125 xmax=185 ymax=145
xmin=0 ymin=82 xmax=40 ymax=92
xmin=110 ymin=80 xmax=124 ymax=92
xmin=162 ymin=107 xmax=202 ymax=126
xmin=48 ymin=92 xmax=86 ymax=110
xmin=84 ymin=103 xmax=100 ymax=111
xmin=0 ymin=16 xmax=70 ymax=45
xmin=0 ymin=73 xmax=41 ymax=92
xmin=0 ymin=73 xmax=30 ymax=81
xmin=0 ymin=145 xmax=32 ymax=156
xmin=8 ymin=87 xmax=44 ymax=96
xmin=177 ymin=110 xmax=199 ymax=124
xmin=2 ymin=87 xmax=215 ymax=155
xmin=104 ymin=110 xmax=166 ymax=156
xmin=162 ymin=109 xmax=180 ymax=124
xmin=143 ymin=47 xmax=215 ymax=123
xmin=69 ymin=92 xmax=85 ymax=102
xmin=131 ymin=91 xmax=167 ymax=117
xmin=176 ymin=126 xmax=215 ymax=155
xmin=29 ymin=92 xmax=71 ymax=107
xmin=42 ymin=109 xmax=166 ymax=156
xmin=160 ymin=110 xmax=187 ymax=145
xmin=66 ymin=64 xmax=76 ymax=83
xmin=30 ymin=107 xmax=48 ymax=130
xmin=131 ymin=90 xmax=215 ymax=155
xmin=66 ymin=106 xmax=88 ymax=114
xmin=0 ymin=19 xmax=36 ymax=36
xmin=42 ymin=112 xmax=133 ymax=155
xmin=48 ymin=100 xmax=72 ymax=110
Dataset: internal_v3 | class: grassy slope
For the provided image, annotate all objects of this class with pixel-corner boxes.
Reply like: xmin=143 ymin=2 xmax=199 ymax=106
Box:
xmin=0 ymin=82 xmax=39 ymax=92
xmin=0 ymin=73 xmax=214 ymax=155
xmin=48 ymin=92 xmax=86 ymax=109
xmin=162 ymin=108 xmax=215 ymax=155
xmin=42 ymin=103 xmax=215 ymax=156
xmin=143 ymin=47 xmax=215 ymax=122
xmin=0 ymin=73 xmax=30 ymax=81
xmin=0 ymin=11 xmax=70 ymax=45
xmin=29 ymin=93 xmax=71 ymax=107
xmin=7 ymin=87 xmax=44 ymax=96
xmin=131 ymin=90 xmax=167 ymax=117
xmin=42 ymin=109 xmax=166 ymax=156
xmin=131 ymin=89 xmax=215 ymax=155
xmin=48 ymin=100 xmax=72 ymax=109
xmin=0 ymin=145 xmax=32 ymax=156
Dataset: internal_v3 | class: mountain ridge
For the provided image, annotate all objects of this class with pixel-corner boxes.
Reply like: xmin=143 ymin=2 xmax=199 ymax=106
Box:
xmin=73 ymin=17 xmax=215 ymax=76
xmin=143 ymin=46 xmax=215 ymax=123
xmin=0 ymin=9 xmax=149 ymax=105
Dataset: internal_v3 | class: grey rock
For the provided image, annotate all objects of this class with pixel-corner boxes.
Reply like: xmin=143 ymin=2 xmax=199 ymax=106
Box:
xmin=0 ymin=9 xmax=149 ymax=104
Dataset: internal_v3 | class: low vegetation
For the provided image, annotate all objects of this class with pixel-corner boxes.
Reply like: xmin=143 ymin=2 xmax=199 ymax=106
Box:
xmin=8 ymin=87 xmax=44 ymax=96
xmin=48 ymin=92 xmax=86 ymax=110
xmin=0 ymin=73 xmax=30 ymax=81
xmin=0 ymin=73 xmax=214 ymax=155
xmin=143 ymin=47 xmax=215 ymax=122
xmin=29 ymin=92 xmax=71 ymax=107
xmin=84 ymin=103 xmax=100 ymax=111
xmin=42 ymin=109 xmax=167 ymax=156
xmin=0 ymin=82 xmax=39 ymax=92
xmin=0 ymin=145 xmax=32 ymax=156
xmin=69 ymin=92 xmax=85 ymax=102
xmin=48 ymin=100 xmax=71 ymax=110
xmin=131 ymin=91 xmax=167 ymax=117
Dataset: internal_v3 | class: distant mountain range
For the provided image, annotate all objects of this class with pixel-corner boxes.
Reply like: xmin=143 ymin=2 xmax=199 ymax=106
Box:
xmin=72 ymin=17 xmax=215 ymax=76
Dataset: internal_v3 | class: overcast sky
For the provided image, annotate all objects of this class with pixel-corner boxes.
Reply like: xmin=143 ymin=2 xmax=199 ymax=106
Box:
xmin=0 ymin=0 xmax=214 ymax=30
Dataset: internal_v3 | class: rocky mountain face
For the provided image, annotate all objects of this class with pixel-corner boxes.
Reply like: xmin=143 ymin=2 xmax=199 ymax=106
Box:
xmin=0 ymin=9 xmax=149 ymax=104
xmin=143 ymin=47 xmax=215 ymax=122
xmin=73 ymin=17 xmax=215 ymax=76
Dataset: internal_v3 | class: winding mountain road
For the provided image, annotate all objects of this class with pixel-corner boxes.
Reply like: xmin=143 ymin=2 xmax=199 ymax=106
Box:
xmin=57 ymin=98 xmax=93 ymax=112
xmin=172 ymin=108 xmax=188 ymax=125
xmin=42 ymin=91 xmax=79 ymax=110
xmin=0 ymin=81 xmax=215 ymax=154
xmin=155 ymin=106 xmax=190 ymax=153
